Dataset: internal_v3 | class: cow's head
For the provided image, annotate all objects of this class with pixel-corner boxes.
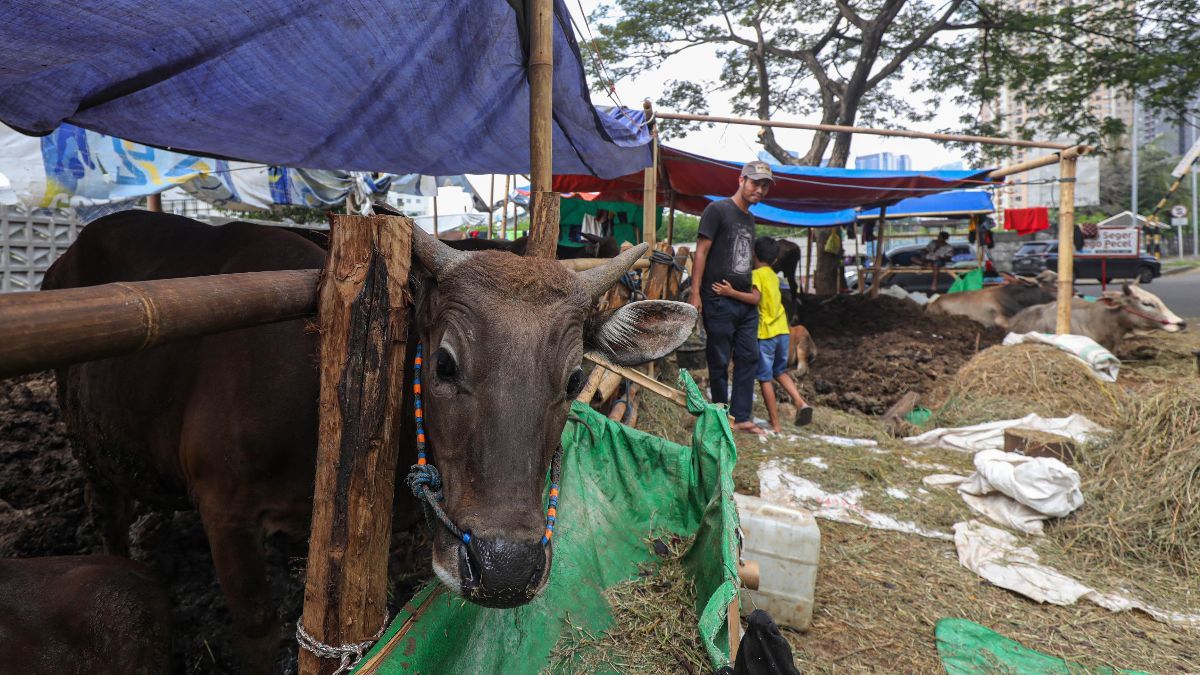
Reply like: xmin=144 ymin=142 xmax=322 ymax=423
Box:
xmin=1099 ymin=283 xmax=1186 ymax=333
xmin=407 ymin=225 xmax=696 ymax=608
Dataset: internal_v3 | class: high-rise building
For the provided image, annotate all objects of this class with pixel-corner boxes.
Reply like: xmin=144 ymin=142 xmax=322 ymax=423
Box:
xmin=854 ymin=152 xmax=913 ymax=171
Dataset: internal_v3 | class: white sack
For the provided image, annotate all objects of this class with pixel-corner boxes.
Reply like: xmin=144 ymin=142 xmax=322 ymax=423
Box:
xmin=1003 ymin=332 xmax=1120 ymax=382
xmin=904 ymin=414 xmax=1107 ymax=454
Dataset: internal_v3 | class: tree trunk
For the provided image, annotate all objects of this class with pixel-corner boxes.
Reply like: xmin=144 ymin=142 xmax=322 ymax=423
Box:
xmin=812 ymin=229 xmax=842 ymax=296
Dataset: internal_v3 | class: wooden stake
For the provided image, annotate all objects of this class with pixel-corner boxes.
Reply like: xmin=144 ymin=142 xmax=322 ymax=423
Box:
xmin=433 ymin=194 xmax=439 ymax=237
xmin=526 ymin=0 xmax=557 ymax=258
xmin=146 ymin=193 xmax=162 ymax=212
xmin=0 ymin=270 xmax=318 ymax=380
xmin=298 ymin=213 xmax=411 ymax=675
xmin=585 ymin=353 xmax=688 ymax=407
xmin=642 ymin=100 xmax=658 ymax=250
xmin=655 ymin=111 xmax=1072 ymax=150
xmin=1056 ymin=157 xmax=1077 ymax=335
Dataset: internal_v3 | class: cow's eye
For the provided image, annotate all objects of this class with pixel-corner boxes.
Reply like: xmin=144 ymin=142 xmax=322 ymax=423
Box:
xmin=565 ymin=367 xmax=584 ymax=398
xmin=435 ymin=347 xmax=458 ymax=380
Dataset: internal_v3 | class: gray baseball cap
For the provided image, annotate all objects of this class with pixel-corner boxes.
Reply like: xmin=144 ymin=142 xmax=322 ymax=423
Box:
xmin=740 ymin=160 xmax=774 ymax=182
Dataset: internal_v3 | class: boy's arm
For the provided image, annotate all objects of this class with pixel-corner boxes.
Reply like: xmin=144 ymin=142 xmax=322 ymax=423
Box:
xmin=712 ymin=280 xmax=760 ymax=305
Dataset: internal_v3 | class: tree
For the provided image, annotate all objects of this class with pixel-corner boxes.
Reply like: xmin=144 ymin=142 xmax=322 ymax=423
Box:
xmin=590 ymin=0 xmax=1200 ymax=292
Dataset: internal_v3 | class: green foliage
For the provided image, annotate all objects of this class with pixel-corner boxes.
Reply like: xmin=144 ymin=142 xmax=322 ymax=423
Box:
xmin=589 ymin=0 xmax=1200 ymax=166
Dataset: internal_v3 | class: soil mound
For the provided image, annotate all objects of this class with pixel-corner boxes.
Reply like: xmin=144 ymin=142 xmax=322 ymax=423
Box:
xmin=798 ymin=294 xmax=1005 ymax=415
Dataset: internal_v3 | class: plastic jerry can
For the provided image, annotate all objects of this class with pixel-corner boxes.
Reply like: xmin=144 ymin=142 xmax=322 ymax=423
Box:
xmin=734 ymin=492 xmax=821 ymax=631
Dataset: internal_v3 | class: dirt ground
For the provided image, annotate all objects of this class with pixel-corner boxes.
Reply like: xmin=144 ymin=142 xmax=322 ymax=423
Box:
xmin=0 ymin=372 xmax=431 ymax=674
xmin=796 ymin=294 xmax=1005 ymax=415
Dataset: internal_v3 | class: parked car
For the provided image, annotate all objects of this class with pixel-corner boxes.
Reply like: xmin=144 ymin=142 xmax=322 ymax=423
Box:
xmin=850 ymin=242 xmax=1001 ymax=294
xmin=1010 ymin=241 xmax=1160 ymax=283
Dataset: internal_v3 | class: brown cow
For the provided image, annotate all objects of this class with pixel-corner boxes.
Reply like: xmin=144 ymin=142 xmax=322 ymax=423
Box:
xmin=42 ymin=210 xmax=695 ymax=673
xmin=926 ymin=270 xmax=1057 ymax=328
xmin=0 ymin=555 xmax=171 ymax=674
xmin=1008 ymin=282 xmax=1186 ymax=351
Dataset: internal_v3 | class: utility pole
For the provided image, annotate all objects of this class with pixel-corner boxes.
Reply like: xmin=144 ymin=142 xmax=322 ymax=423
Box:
xmin=1131 ymin=94 xmax=1139 ymax=217
xmin=1193 ymin=167 xmax=1198 ymax=256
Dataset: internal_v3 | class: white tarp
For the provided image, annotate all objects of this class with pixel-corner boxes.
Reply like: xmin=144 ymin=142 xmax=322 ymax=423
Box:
xmin=759 ymin=460 xmax=952 ymax=541
xmin=904 ymin=414 xmax=1108 ymax=454
xmin=956 ymin=450 xmax=1083 ymax=534
xmin=1002 ymin=332 xmax=1120 ymax=382
xmin=954 ymin=520 xmax=1200 ymax=629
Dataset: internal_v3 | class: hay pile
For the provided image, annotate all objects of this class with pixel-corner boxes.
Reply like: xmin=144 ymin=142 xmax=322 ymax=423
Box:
xmin=547 ymin=536 xmax=709 ymax=674
xmin=928 ymin=343 xmax=1124 ymax=428
xmin=1050 ymin=381 xmax=1200 ymax=579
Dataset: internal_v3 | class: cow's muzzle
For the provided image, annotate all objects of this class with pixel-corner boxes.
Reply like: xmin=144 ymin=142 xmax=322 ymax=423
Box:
xmin=456 ymin=535 xmax=550 ymax=608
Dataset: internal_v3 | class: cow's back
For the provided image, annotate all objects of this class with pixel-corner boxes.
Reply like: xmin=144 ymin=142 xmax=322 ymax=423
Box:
xmin=0 ymin=555 xmax=171 ymax=674
xmin=44 ymin=212 xmax=326 ymax=517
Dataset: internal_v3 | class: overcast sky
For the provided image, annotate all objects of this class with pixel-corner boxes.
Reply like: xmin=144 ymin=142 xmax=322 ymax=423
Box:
xmin=456 ymin=1 xmax=971 ymax=207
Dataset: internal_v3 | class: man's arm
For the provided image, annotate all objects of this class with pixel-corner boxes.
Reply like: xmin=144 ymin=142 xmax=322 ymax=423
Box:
xmin=689 ymin=236 xmax=712 ymax=311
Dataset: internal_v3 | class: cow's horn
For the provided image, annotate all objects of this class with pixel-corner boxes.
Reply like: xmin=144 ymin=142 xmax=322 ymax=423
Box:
xmin=577 ymin=242 xmax=649 ymax=300
xmin=372 ymin=201 xmax=465 ymax=276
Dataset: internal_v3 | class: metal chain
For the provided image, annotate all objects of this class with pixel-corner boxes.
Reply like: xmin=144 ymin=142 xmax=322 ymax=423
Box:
xmin=295 ymin=614 xmax=389 ymax=675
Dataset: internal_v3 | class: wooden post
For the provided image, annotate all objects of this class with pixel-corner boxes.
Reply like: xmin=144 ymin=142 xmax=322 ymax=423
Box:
xmin=856 ymin=218 xmax=865 ymax=294
xmin=502 ymin=175 xmax=511 ymax=240
xmin=146 ymin=193 xmax=162 ymax=212
xmin=488 ymin=175 xmax=495 ymax=239
xmin=642 ymin=100 xmax=658 ymax=249
xmin=1056 ymin=156 xmax=1077 ymax=335
xmin=298 ymin=213 xmax=411 ymax=675
xmin=869 ymin=207 xmax=888 ymax=296
xmin=667 ymin=190 xmax=677 ymax=245
xmin=804 ymin=232 xmax=814 ymax=293
xmin=433 ymin=194 xmax=439 ymax=237
xmin=0 ymin=270 xmax=318 ymax=380
xmin=971 ymin=214 xmax=983 ymax=266
xmin=525 ymin=0 xmax=558 ymax=258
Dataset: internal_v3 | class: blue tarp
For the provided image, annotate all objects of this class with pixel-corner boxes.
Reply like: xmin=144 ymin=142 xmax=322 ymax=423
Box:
xmin=700 ymin=189 xmax=994 ymax=228
xmin=0 ymin=1 xmax=650 ymax=178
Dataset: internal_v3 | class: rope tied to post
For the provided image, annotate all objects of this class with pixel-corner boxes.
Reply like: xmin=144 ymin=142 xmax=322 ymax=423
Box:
xmin=404 ymin=343 xmax=564 ymax=547
xmin=295 ymin=613 xmax=389 ymax=675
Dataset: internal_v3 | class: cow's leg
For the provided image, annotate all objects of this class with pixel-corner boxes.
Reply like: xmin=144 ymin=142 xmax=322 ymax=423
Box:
xmin=85 ymin=479 xmax=132 ymax=557
xmin=201 ymin=510 xmax=276 ymax=675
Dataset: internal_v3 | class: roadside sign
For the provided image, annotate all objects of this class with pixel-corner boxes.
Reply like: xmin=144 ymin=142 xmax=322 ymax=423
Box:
xmin=1171 ymin=204 xmax=1187 ymax=218
xmin=1172 ymin=216 xmax=1187 ymax=226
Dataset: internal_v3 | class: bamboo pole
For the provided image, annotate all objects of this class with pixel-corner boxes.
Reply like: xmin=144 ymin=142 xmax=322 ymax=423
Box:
xmin=988 ymin=145 xmax=1092 ymax=179
xmin=656 ymin=111 xmax=1073 ymax=150
xmin=804 ymin=232 xmax=814 ymax=293
xmin=299 ymin=212 xmax=412 ymax=675
xmin=488 ymin=175 xmax=495 ymax=239
xmin=1056 ymin=157 xmax=1078 ymax=335
xmin=0 ymin=270 xmax=318 ymax=380
xmin=642 ymin=100 xmax=658 ymax=250
xmin=869 ymin=208 xmax=888 ymax=296
xmin=502 ymin=175 xmax=511 ymax=240
xmin=525 ymin=0 xmax=558 ymax=259
xmin=585 ymin=352 xmax=688 ymax=407
xmin=667 ymin=190 xmax=677 ymax=245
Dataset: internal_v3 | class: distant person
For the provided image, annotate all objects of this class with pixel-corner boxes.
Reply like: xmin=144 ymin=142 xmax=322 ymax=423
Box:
xmin=689 ymin=161 xmax=774 ymax=435
xmin=916 ymin=231 xmax=954 ymax=291
xmin=712 ymin=237 xmax=813 ymax=431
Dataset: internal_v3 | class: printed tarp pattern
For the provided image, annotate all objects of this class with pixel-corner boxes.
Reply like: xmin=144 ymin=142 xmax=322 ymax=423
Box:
xmin=352 ymin=370 xmax=740 ymax=673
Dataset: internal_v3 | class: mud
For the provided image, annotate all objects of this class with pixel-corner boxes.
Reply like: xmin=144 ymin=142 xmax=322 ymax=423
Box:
xmin=0 ymin=373 xmax=431 ymax=674
xmin=797 ymin=295 xmax=1006 ymax=414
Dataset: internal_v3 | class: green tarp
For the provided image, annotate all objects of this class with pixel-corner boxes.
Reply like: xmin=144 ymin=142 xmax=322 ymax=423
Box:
xmin=557 ymin=198 xmax=664 ymax=247
xmin=947 ymin=267 xmax=985 ymax=294
xmin=356 ymin=371 xmax=740 ymax=673
xmin=936 ymin=618 xmax=1146 ymax=674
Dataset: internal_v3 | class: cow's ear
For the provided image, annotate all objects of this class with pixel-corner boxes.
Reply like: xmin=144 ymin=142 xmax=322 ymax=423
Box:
xmin=586 ymin=300 xmax=698 ymax=366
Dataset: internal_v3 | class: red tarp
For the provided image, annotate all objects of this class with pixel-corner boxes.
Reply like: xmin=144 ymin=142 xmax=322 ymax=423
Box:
xmin=554 ymin=146 xmax=998 ymax=218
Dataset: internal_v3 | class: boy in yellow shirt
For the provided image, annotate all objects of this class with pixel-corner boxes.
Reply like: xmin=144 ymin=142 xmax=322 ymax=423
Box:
xmin=712 ymin=237 xmax=814 ymax=431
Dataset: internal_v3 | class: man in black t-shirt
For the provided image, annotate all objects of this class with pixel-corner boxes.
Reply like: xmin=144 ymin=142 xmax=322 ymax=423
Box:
xmin=687 ymin=160 xmax=774 ymax=435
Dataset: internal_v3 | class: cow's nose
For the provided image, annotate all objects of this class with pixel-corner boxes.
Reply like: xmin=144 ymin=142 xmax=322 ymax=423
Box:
xmin=457 ymin=536 xmax=547 ymax=608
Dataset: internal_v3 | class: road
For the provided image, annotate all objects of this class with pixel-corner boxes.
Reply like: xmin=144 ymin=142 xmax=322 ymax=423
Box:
xmin=1077 ymin=267 xmax=1200 ymax=319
